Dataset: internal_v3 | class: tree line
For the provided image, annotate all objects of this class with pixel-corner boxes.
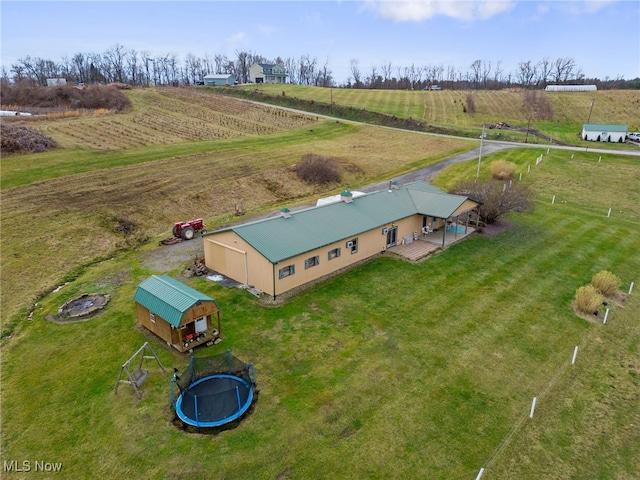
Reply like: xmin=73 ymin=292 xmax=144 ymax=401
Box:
xmin=2 ymin=43 xmax=637 ymax=90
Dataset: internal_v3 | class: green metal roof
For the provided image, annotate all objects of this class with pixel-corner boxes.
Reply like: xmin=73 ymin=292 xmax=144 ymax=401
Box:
xmin=133 ymin=275 xmax=216 ymax=327
xmin=583 ymin=123 xmax=627 ymax=132
xmin=208 ymin=181 xmax=477 ymax=264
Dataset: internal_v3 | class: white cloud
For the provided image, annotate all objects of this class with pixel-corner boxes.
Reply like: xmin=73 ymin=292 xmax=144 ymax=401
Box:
xmin=365 ymin=0 xmax=516 ymax=22
xmin=225 ymin=31 xmax=248 ymax=53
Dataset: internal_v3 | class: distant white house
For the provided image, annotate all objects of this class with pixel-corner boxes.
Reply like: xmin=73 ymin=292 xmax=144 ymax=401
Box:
xmin=545 ymin=84 xmax=597 ymax=92
xmin=249 ymin=63 xmax=287 ymax=84
xmin=582 ymin=123 xmax=627 ymax=143
xmin=203 ymin=74 xmax=235 ymax=86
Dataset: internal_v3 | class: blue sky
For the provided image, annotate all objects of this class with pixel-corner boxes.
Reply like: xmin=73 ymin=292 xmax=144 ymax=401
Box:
xmin=1 ymin=1 xmax=639 ymax=83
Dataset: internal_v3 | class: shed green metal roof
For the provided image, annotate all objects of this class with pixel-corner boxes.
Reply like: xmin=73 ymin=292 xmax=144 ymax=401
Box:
xmin=583 ymin=123 xmax=627 ymax=132
xmin=207 ymin=181 xmax=477 ymax=264
xmin=134 ymin=275 xmax=217 ymax=327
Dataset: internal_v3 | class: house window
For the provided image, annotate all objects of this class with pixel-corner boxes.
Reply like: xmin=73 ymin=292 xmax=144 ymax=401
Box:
xmin=279 ymin=264 xmax=295 ymax=279
xmin=150 ymin=312 xmax=155 ymax=324
xmin=346 ymin=238 xmax=358 ymax=254
xmin=328 ymin=248 xmax=341 ymax=260
xmin=305 ymin=256 xmax=320 ymax=269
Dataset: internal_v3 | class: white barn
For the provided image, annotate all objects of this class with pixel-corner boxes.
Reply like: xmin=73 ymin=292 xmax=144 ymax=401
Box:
xmin=582 ymin=124 xmax=627 ymax=143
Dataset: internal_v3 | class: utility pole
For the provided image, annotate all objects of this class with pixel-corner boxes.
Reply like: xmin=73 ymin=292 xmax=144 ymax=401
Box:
xmin=476 ymin=123 xmax=485 ymax=178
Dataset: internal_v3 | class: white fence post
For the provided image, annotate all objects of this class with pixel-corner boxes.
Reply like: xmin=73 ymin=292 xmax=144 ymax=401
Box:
xmin=475 ymin=467 xmax=485 ymax=480
xmin=629 ymin=282 xmax=634 ymax=295
xmin=572 ymin=346 xmax=579 ymax=365
xmin=603 ymin=308 xmax=610 ymax=324
xmin=530 ymin=397 xmax=537 ymax=418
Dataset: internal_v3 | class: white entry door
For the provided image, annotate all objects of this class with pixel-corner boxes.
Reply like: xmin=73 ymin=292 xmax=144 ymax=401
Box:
xmin=194 ymin=316 xmax=208 ymax=333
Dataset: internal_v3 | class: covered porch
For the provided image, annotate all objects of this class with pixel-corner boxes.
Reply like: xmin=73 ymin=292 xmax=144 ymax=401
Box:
xmin=389 ymin=224 xmax=476 ymax=261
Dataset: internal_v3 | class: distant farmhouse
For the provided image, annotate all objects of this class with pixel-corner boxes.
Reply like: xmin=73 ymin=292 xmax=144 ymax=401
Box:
xmin=249 ymin=63 xmax=287 ymax=84
xmin=203 ymin=74 xmax=236 ymax=86
xmin=203 ymin=181 xmax=481 ymax=300
xmin=582 ymin=123 xmax=628 ymax=142
xmin=545 ymin=84 xmax=597 ymax=92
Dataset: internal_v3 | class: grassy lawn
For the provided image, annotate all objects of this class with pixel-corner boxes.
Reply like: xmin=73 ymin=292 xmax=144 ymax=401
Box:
xmin=2 ymin=148 xmax=638 ymax=479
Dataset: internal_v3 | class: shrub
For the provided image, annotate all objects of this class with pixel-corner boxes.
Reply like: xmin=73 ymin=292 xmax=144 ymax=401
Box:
xmin=450 ymin=178 xmax=533 ymax=224
xmin=490 ymin=160 xmax=517 ymax=180
xmin=0 ymin=121 xmax=58 ymax=154
xmin=574 ymin=285 xmax=603 ymax=315
xmin=294 ymin=154 xmax=341 ymax=185
xmin=591 ymin=270 xmax=620 ymax=297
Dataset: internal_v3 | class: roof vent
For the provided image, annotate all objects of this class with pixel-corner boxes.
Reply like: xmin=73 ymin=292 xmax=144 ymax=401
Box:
xmin=281 ymin=207 xmax=291 ymax=218
xmin=340 ymin=190 xmax=353 ymax=203
xmin=388 ymin=180 xmax=399 ymax=192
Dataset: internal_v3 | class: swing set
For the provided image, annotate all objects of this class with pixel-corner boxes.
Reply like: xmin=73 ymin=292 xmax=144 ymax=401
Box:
xmin=114 ymin=342 xmax=166 ymax=398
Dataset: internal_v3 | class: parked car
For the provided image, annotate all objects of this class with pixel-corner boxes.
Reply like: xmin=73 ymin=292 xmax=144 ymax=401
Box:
xmin=627 ymin=133 xmax=640 ymax=142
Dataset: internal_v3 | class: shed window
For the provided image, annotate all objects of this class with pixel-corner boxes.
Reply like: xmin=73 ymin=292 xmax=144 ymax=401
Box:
xmin=328 ymin=248 xmax=341 ymax=260
xmin=305 ymin=256 xmax=320 ymax=269
xmin=279 ymin=264 xmax=295 ymax=279
xmin=150 ymin=312 xmax=155 ymax=324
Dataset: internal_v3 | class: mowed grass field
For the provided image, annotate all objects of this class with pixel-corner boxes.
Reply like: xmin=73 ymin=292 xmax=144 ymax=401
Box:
xmin=1 ymin=146 xmax=639 ymax=479
xmin=248 ymin=84 xmax=640 ymax=145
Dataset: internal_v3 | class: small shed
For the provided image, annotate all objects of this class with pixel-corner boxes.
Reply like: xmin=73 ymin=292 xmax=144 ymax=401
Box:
xmin=46 ymin=78 xmax=67 ymax=87
xmin=134 ymin=275 xmax=220 ymax=353
xmin=203 ymin=74 xmax=235 ymax=86
xmin=582 ymin=123 xmax=627 ymax=143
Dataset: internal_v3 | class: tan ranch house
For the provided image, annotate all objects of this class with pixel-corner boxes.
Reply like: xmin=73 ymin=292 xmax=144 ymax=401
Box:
xmin=203 ymin=181 xmax=481 ymax=300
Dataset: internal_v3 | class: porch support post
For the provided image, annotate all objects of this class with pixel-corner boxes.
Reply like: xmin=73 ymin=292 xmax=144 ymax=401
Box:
xmin=442 ymin=217 xmax=447 ymax=248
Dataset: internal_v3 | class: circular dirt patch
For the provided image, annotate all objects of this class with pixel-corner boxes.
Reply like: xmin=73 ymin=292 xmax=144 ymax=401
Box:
xmin=55 ymin=293 xmax=110 ymax=323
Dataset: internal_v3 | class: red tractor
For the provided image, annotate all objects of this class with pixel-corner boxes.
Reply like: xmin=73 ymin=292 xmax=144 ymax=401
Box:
xmin=172 ymin=218 xmax=205 ymax=240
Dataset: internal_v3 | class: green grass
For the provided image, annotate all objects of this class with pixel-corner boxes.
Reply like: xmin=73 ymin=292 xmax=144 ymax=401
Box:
xmin=0 ymin=121 xmax=353 ymax=189
xmin=2 ymin=150 xmax=638 ymax=479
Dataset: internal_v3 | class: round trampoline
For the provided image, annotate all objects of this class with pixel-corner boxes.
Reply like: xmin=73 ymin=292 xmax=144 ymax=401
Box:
xmin=172 ymin=351 xmax=255 ymax=429
xmin=175 ymin=374 xmax=254 ymax=427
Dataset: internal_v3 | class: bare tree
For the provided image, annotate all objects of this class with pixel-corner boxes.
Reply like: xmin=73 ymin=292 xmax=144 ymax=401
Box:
xmin=481 ymin=60 xmax=492 ymax=88
xmin=103 ymin=44 xmax=128 ymax=83
xmin=235 ymin=50 xmax=251 ymax=83
xmin=314 ymin=57 xmax=333 ymax=87
xmin=552 ymin=57 xmax=577 ymax=83
xmin=517 ymin=60 xmax=536 ymax=88
xmin=350 ymin=59 xmax=361 ymax=87
xmin=535 ymin=57 xmax=552 ymax=86
xmin=470 ymin=60 xmax=482 ymax=89
xmin=72 ymin=53 xmax=91 ymax=84
xmin=493 ymin=61 xmax=504 ymax=87
xmin=381 ymin=60 xmax=393 ymax=86
xmin=127 ymin=49 xmax=141 ymax=86
xmin=140 ymin=51 xmax=152 ymax=86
